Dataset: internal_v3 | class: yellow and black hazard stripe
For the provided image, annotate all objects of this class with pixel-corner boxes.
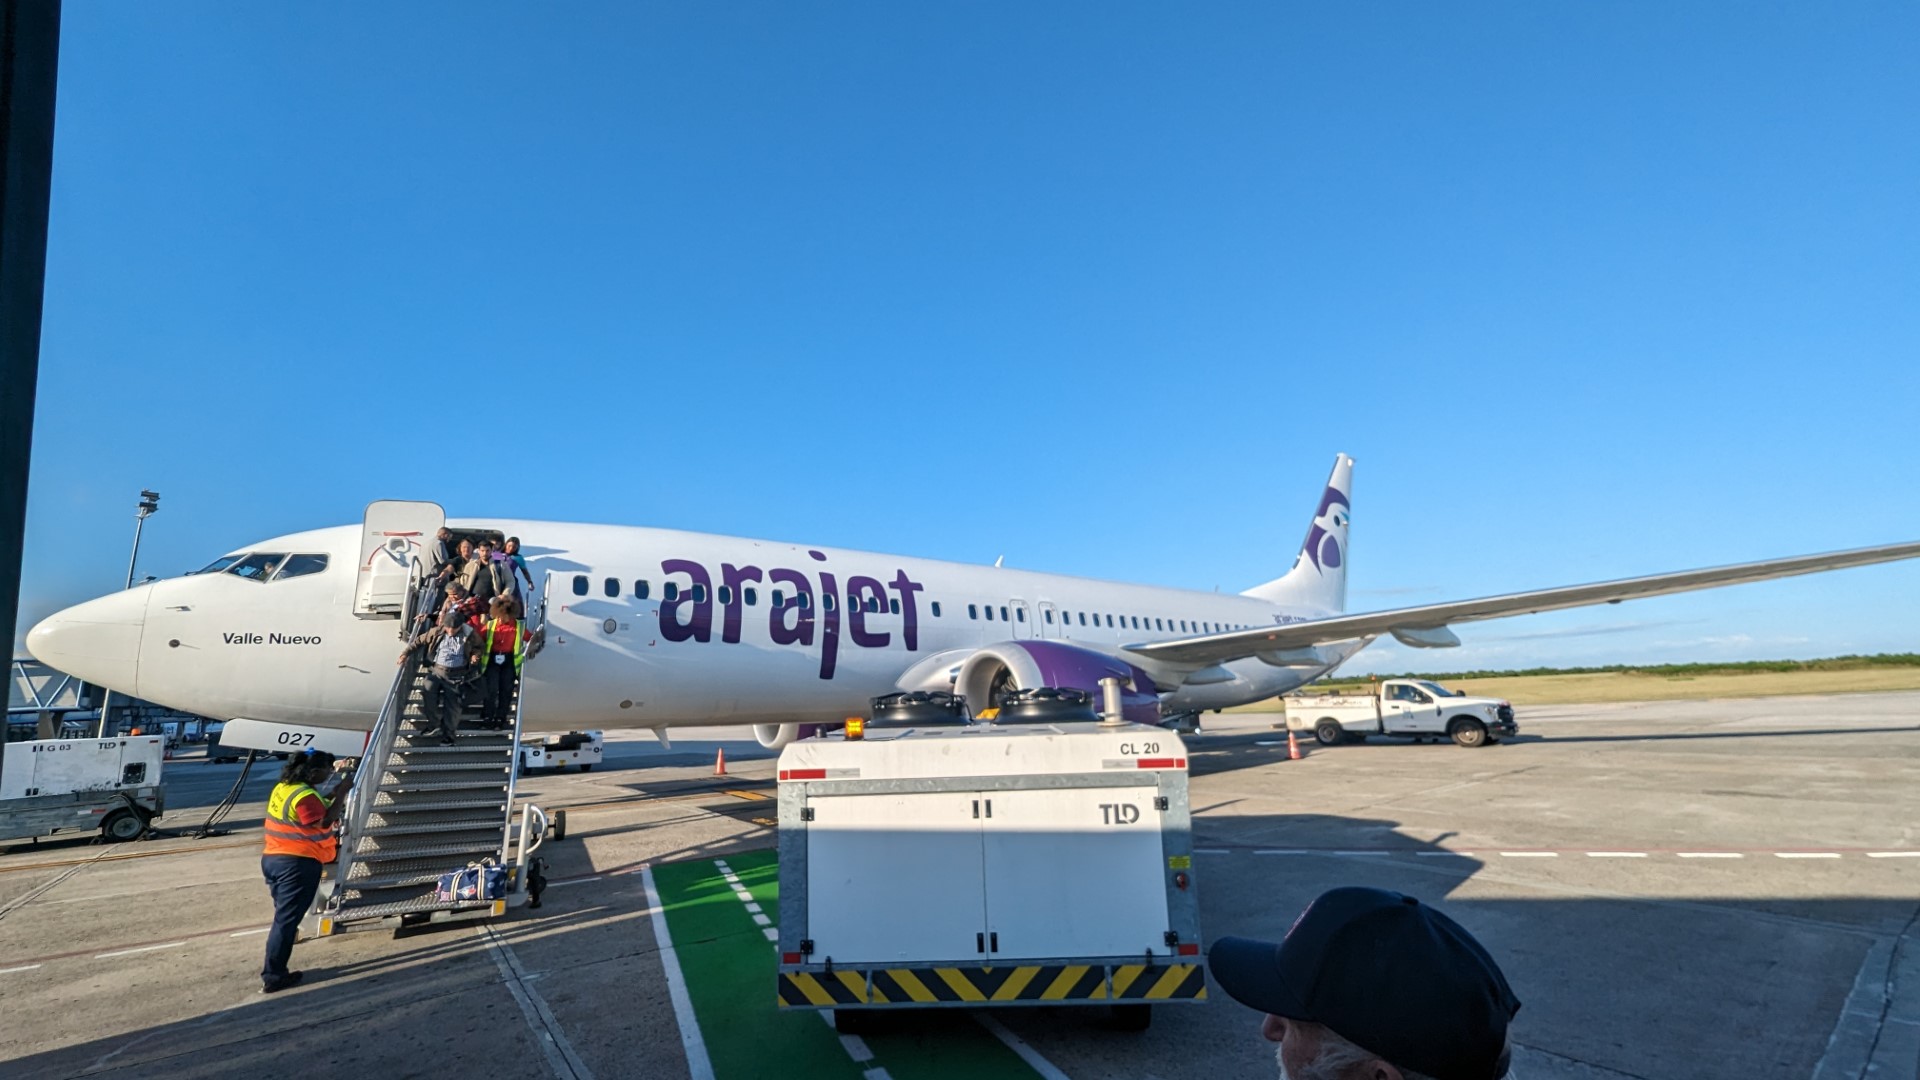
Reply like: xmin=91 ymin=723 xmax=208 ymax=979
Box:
xmin=867 ymin=964 xmax=1112 ymax=1004
xmin=1110 ymin=963 xmax=1207 ymax=1000
xmin=777 ymin=969 xmax=869 ymax=1006
xmin=781 ymin=962 xmax=1205 ymax=1007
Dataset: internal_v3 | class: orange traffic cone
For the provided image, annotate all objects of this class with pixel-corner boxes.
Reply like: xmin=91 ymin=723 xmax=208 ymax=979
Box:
xmin=1287 ymin=729 xmax=1303 ymax=761
xmin=713 ymin=747 xmax=728 ymax=777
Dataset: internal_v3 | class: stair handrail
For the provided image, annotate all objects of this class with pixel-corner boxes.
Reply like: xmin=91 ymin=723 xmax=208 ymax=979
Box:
xmin=497 ymin=620 xmax=531 ymax=871
xmin=323 ymin=573 xmax=426 ymax=911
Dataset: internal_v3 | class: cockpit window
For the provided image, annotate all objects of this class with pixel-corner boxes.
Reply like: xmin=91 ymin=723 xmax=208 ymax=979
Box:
xmin=225 ymin=553 xmax=287 ymax=581
xmin=191 ymin=555 xmax=243 ymax=575
xmin=272 ymin=554 xmax=330 ymax=580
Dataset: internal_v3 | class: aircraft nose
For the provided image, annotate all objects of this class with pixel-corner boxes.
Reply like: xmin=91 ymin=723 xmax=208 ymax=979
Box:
xmin=25 ymin=589 xmax=149 ymax=697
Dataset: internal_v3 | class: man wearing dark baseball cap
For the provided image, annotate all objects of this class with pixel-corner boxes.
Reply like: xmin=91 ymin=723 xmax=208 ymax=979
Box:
xmin=1208 ymin=887 xmax=1520 ymax=1080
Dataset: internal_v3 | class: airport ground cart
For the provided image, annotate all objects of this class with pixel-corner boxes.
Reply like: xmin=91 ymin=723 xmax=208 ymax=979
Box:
xmin=0 ymin=736 xmax=166 ymax=842
xmin=776 ymin=719 xmax=1205 ymax=1033
xmin=518 ymin=730 xmax=603 ymax=772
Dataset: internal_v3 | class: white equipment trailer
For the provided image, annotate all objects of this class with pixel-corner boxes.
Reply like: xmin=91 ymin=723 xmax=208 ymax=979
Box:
xmin=1284 ymin=679 xmax=1518 ymax=747
xmin=0 ymin=736 xmax=167 ymax=843
xmin=776 ymin=721 xmax=1206 ymax=1033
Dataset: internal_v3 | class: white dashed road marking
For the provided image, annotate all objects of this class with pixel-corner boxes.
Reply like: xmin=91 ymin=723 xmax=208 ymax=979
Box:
xmin=1500 ymin=852 xmax=1559 ymax=858
xmin=1776 ymin=852 xmax=1842 ymax=859
xmin=1678 ymin=853 xmax=1745 ymax=859
xmin=1586 ymin=852 xmax=1648 ymax=858
xmin=96 ymin=941 xmax=186 ymax=959
xmin=0 ymin=964 xmax=43 ymax=974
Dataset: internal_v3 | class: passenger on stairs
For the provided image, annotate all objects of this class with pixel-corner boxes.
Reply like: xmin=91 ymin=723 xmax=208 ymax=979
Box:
xmin=481 ymin=597 xmax=528 ymax=730
xmin=454 ymin=539 xmax=480 ymax=592
xmin=400 ymin=608 xmax=482 ymax=745
xmin=502 ymin=537 xmax=534 ymax=593
xmin=259 ymin=749 xmax=354 ymax=994
xmin=427 ymin=526 xmax=455 ymax=576
xmin=474 ymin=540 xmax=513 ymax=611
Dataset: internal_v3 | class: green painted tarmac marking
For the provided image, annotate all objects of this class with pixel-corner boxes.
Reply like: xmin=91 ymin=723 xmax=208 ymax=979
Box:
xmin=653 ymin=851 xmax=1043 ymax=1080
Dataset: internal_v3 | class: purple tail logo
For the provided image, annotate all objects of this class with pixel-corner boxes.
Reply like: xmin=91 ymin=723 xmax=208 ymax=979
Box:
xmin=1301 ymin=485 xmax=1351 ymax=573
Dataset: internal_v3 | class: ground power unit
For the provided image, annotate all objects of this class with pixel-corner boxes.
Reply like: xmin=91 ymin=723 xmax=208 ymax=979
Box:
xmin=775 ymin=720 xmax=1205 ymax=1032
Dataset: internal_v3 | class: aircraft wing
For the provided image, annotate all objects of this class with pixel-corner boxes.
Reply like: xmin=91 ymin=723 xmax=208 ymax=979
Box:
xmin=1128 ymin=540 xmax=1920 ymax=667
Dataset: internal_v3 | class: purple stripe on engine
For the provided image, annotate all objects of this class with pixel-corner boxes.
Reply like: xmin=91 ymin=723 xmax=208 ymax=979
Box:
xmin=1013 ymin=640 xmax=1160 ymax=722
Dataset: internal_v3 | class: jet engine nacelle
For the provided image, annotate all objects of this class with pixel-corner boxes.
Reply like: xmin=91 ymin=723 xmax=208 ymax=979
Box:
xmin=950 ymin=641 xmax=1161 ymax=724
xmin=752 ymin=723 xmax=828 ymax=750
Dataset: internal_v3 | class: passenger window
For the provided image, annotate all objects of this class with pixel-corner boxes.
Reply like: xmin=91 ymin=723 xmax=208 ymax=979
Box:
xmin=985 ymin=605 xmax=994 ymax=621
xmin=867 ymin=596 xmax=880 ymax=613
xmin=273 ymin=554 xmax=329 ymax=580
xmin=634 ymin=580 xmax=651 ymax=600
xmin=1154 ymin=618 xmax=1163 ymax=631
xmin=823 ymin=593 xmax=836 ymax=611
xmin=225 ymin=553 xmax=287 ymax=581
xmin=931 ymin=601 xmax=942 ymax=618
xmin=1000 ymin=606 xmax=1009 ymax=621
xmin=605 ymin=578 xmax=619 ymax=598
xmin=1015 ymin=608 xmax=1025 ymax=622
xmin=1106 ymin=614 xmax=1114 ymax=627
xmin=772 ymin=589 xmax=784 ymax=607
xmin=664 ymin=582 xmax=680 ymax=601
xmin=969 ymin=604 xmax=978 ymax=620
xmin=718 ymin=586 xmax=734 ymax=605
xmin=889 ymin=598 xmax=899 ymax=615
xmin=1078 ymin=613 xmax=1086 ymax=626
xmin=692 ymin=584 xmax=709 ymax=603
xmin=745 ymin=587 xmax=758 ymax=606
xmin=572 ymin=575 xmax=588 ymax=597
xmin=799 ymin=593 xmax=812 ymax=609
xmin=1044 ymin=610 xmax=1053 ymax=624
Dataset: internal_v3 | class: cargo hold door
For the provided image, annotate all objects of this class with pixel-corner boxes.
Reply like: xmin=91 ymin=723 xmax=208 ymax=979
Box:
xmin=981 ymin=787 xmax=1170 ymax=960
xmin=804 ymin=792 xmax=987 ymax=964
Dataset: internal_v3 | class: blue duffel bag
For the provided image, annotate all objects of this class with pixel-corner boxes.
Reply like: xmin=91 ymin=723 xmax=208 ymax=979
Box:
xmin=436 ymin=859 xmax=507 ymax=903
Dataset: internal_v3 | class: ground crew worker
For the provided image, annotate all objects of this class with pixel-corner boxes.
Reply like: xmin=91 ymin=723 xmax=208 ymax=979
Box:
xmin=481 ymin=597 xmax=528 ymax=729
xmin=259 ymin=749 xmax=354 ymax=993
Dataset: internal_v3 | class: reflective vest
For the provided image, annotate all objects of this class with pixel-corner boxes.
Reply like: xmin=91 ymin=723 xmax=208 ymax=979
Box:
xmin=484 ymin=618 xmax=529 ymax=671
xmin=263 ymin=782 xmax=338 ymax=863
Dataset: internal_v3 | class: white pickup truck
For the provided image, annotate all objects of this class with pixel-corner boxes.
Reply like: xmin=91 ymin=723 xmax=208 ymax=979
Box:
xmin=1284 ymin=679 xmax=1518 ymax=748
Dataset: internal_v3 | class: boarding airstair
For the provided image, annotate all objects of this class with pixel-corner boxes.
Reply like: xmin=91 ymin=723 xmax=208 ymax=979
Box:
xmin=314 ymin=570 xmax=548 ymax=933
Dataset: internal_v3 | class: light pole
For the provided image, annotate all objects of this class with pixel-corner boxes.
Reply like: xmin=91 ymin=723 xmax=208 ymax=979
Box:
xmin=98 ymin=489 xmax=158 ymax=737
xmin=125 ymin=489 xmax=159 ymax=591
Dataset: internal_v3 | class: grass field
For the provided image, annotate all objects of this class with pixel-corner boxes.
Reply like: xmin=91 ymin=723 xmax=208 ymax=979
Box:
xmin=1284 ymin=666 xmax=1920 ymax=706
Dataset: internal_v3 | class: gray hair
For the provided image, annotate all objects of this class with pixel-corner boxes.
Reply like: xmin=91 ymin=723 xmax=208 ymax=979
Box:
xmin=1279 ymin=1022 xmax=1445 ymax=1080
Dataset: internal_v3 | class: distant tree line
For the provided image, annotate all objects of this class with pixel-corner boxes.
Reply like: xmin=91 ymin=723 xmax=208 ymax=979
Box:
xmin=1350 ymin=652 xmax=1920 ymax=682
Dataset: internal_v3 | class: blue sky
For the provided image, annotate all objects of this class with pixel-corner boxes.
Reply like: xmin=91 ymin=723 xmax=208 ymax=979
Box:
xmin=16 ymin=4 xmax=1919 ymax=672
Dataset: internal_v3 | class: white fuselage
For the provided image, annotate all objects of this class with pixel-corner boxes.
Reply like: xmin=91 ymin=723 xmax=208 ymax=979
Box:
xmin=31 ymin=519 xmax=1363 ymax=736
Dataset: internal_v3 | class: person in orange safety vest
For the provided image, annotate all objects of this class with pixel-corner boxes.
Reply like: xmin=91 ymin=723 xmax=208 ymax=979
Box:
xmin=259 ymin=748 xmax=354 ymax=993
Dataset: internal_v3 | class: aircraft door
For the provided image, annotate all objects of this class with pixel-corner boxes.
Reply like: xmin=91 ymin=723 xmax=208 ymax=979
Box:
xmin=1036 ymin=601 xmax=1058 ymax=639
xmin=355 ymin=501 xmax=445 ymax=616
xmin=1009 ymin=600 xmax=1031 ymax=639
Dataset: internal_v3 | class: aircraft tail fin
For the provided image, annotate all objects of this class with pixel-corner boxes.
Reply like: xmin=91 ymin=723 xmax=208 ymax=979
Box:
xmin=1241 ymin=454 xmax=1353 ymax=613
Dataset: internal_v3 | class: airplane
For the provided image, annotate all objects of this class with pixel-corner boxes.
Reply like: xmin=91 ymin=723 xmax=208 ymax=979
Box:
xmin=24 ymin=454 xmax=1920 ymax=757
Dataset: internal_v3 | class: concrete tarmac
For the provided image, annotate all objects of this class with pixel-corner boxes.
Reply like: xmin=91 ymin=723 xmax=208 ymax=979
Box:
xmin=0 ymin=692 xmax=1914 ymax=1080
